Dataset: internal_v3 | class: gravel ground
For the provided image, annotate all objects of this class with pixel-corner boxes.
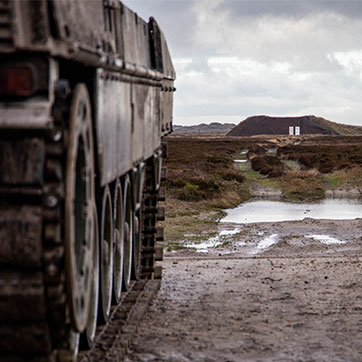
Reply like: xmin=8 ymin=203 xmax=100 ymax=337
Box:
xmin=126 ymin=218 xmax=362 ymax=362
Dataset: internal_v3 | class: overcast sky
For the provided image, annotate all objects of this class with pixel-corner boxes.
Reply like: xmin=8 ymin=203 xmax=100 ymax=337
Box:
xmin=123 ymin=0 xmax=362 ymax=126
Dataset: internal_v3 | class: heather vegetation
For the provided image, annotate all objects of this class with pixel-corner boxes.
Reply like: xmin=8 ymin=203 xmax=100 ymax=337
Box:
xmin=278 ymin=143 xmax=362 ymax=173
xmin=165 ymin=138 xmax=249 ymax=205
xmin=163 ymin=136 xmax=362 ymax=243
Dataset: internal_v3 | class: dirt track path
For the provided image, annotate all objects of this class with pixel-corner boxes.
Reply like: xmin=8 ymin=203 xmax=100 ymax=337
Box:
xmin=126 ymin=219 xmax=362 ymax=362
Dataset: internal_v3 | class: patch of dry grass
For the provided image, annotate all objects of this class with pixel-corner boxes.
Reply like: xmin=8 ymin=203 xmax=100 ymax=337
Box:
xmin=324 ymin=167 xmax=362 ymax=189
xmin=280 ymin=169 xmax=325 ymax=201
xmin=278 ymin=141 xmax=362 ymax=174
xmin=165 ymin=138 xmax=253 ymax=203
xmin=161 ymin=193 xmax=225 ymax=243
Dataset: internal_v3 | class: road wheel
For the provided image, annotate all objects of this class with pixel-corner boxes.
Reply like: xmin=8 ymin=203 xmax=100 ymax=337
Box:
xmin=98 ymin=186 xmax=114 ymax=323
xmin=65 ymin=83 xmax=95 ymax=333
xmin=132 ymin=207 xmax=142 ymax=280
xmin=123 ymin=175 xmax=133 ymax=290
xmin=113 ymin=179 xmax=124 ymax=303
xmin=132 ymin=166 xmax=144 ymax=280
xmin=80 ymin=202 xmax=99 ymax=349
xmin=58 ymin=331 xmax=80 ymax=362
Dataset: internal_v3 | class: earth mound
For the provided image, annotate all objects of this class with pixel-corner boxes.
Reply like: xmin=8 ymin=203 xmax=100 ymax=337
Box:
xmin=227 ymin=115 xmax=362 ymax=137
xmin=173 ymin=122 xmax=235 ymax=136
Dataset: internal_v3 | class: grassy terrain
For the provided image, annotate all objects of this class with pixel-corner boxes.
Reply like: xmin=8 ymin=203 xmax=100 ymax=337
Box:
xmin=162 ymin=136 xmax=362 ymax=247
xmin=163 ymin=138 xmax=252 ymax=248
xmin=314 ymin=117 xmax=362 ymax=136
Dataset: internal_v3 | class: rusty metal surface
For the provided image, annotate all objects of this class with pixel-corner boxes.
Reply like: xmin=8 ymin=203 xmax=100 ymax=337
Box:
xmin=0 ymin=1 xmax=174 ymax=360
xmin=0 ymin=0 xmax=175 ymax=174
xmin=0 ymin=271 xmax=47 ymax=322
xmin=95 ymin=70 xmax=163 ymax=187
xmin=95 ymin=70 xmax=132 ymax=185
xmin=0 ymin=100 xmax=53 ymax=129
xmin=0 ymin=139 xmax=45 ymax=184
xmin=51 ymin=0 xmax=105 ymax=51
xmin=0 ymin=322 xmax=52 ymax=355
xmin=0 ymin=206 xmax=43 ymax=267
xmin=0 ymin=130 xmax=67 ymax=361
xmin=0 ymin=118 xmax=169 ymax=362
xmin=0 ymin=1 xmax=176 ymax=80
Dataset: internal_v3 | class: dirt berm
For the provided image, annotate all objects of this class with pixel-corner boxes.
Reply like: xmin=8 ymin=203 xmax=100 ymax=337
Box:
xmin=227 ymin=115 xmax=362 ymax=137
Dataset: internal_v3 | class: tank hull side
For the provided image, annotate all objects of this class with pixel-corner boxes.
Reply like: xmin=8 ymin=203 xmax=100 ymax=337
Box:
xmin=0 ymin=0 xmax=175 ymax=358
xmin=161 ymin=81 xmax=174 ymax=133
xmin=95 ymin=69 xmax=164 ymax=187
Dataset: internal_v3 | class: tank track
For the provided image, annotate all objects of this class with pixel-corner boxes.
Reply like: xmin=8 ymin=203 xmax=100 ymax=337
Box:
xmin=141 ymin=156 xmax=166 ymax=280
xmin=0 ymin=129 xmax=166 ymax=361
xmin=79 ymin=279 xmax=160 ymax=362
xmin=0 ymin=130 xmax=68 ymax=362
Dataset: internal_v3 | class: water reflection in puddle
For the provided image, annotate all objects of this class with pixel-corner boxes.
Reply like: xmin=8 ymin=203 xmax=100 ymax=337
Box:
xmin=308 ymin=234 xmax=346 ymax=245
xmin=186 ymin=231 xmax=349 ymax=254
xmin=256 ymin=234 xmax=279 ymax=250
xmin=222 ymin=199 xmax=362 ymax=224
xmin=219 ymin=228 xmax=241 ymax=236
xmin=184 ymin=236 xmax=222 ymax=253
xmin=184 ymin=228 xmax=241 ymax=253
xmin=180 ymin=199 xmax=360 ymax=254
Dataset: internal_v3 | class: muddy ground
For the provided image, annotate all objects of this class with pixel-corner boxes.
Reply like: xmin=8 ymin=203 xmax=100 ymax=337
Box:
xmin=126 ymin=218 xmax=362 ymax=362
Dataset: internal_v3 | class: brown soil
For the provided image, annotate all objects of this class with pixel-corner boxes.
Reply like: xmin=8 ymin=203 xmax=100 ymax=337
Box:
xmin=126 ymin=218 xmax=362 ymax=362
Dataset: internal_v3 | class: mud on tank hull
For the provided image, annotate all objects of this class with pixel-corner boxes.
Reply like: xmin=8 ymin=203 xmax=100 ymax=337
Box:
xmin=0 ymin=1 xmax=175 ymax=360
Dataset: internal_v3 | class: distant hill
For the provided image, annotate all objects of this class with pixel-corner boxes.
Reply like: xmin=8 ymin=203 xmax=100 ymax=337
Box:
xmin=227 ymin=115 xmax=362 ymax=137
xmin=173 ymin=122 xmax=236 ymax=135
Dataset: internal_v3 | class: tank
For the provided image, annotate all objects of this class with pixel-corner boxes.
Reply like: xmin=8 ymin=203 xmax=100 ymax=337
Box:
xmin=0 ymin=1 xmax=175 ymax=360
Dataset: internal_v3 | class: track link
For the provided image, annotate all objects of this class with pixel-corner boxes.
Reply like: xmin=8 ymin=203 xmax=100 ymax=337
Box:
xmin=0 ymin=131 xmax=67 ymax=362
xmin=140 ymin=153 xmax=165 ymax=280
xmin=79 ymin=279 xmax=160 ymax=362
xmin=0 ymin=132 xmax=167 ymax=361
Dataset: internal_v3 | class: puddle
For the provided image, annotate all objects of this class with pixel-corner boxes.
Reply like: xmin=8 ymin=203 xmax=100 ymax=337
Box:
xmin=256 ymin=234 xmax=279 ymax=250
xmin=184 ymin=236 xmax=223 ymax=253
xmin=184 ymin=228 xmax=279 ymax=255
xmin=182 ymin=228 xmax=350 ymax=255
xmin=236 ymin=233 xmax=281 ymax=255
xmin=308 ymin=234 xmax=346 ymax=245
xmin=181 ymin=197 xmax=360 ymax=254
xmin=184 ymin=228 xmax=241 ymax=253
xmin=219 ymin=228 xmax=241 ymax=236
xmin=222 ymin=199 xmax=362 ymax=224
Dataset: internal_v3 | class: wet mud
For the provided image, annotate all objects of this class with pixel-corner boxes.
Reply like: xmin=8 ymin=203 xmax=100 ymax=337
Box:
xmin=126 ymin=217 xmax=362 ymax=361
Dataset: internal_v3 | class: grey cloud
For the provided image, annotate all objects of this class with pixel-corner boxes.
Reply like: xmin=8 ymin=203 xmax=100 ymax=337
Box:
xmin=122 ymin=0 xmax=362 ymax=126
xmin=215 ymin=0 xmax=362 ymax=20
xmin=122 ymin=0 xmax=196 ymax=57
